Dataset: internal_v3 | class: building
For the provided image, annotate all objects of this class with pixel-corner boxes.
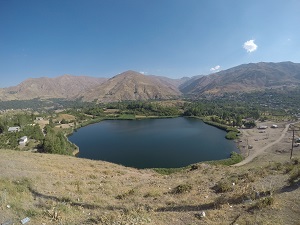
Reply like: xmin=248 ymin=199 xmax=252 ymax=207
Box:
xmin=258 ymin=125 xmax=268 ymax=129
xmin=8 ymin=126 xmax=21 ymax=132
xmin=19 ymin=136 xmax=28 ymax=145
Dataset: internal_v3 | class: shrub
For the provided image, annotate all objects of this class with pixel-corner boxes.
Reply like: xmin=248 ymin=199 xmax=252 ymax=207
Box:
xmin=288 ymin=166 xmax=300 ymax=184
xmin=255 ymin=196 xmax=274 ymax=209
xmin=214 ymin=180 xmax=233 ymax=193
xmin=172 ymin=184 xmax=192 ymax=194
xmin=225 ymin=131 xmax=239 ymax=140
xmin=116 ymin=189 xmax=136 ymax=200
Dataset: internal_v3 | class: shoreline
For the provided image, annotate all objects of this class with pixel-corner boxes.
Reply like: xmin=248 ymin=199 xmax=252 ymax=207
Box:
xmin=68 ymin=115 xmax=242 ymax=167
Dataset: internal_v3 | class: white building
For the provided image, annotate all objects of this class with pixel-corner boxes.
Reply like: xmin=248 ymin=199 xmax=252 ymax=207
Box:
xmin=8 ymin=126 xmax=21 ymax=132
xmin=19 ymin=136 xmax=28 ymax=145
xmin=258 ymin=125 xmax=268 ymax=129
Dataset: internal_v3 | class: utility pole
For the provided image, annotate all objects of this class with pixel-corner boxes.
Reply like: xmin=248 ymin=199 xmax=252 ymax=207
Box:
xmin=290 ymin=125 xmax=300 ymax=159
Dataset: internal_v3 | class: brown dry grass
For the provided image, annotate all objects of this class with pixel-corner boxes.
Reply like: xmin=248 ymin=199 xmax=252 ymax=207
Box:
xmin=0 ymin=121 xmax=300 ymax=224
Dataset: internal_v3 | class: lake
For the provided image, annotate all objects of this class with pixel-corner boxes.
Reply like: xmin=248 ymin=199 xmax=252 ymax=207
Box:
xmin=68 ymin=117 xmax=238 ymax=168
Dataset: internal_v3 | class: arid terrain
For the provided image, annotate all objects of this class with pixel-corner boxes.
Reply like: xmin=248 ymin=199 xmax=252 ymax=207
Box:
xmin=1 ymin=62 xmax=300 ymax=102
xmin=0 ymin=121 xmax=300 ymax=225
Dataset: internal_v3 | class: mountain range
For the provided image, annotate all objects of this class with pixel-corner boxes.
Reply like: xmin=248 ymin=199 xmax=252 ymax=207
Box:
xmin=1 ymin=61 xmax=300 ymax=102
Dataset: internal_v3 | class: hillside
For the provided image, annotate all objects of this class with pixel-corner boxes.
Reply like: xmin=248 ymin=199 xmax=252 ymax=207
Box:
xmin=0 ymin=127 xmax=299 ymax=224
xmin=1 ymin=62 xmax=300 ymax=102
xmin=0 ymin=75 xmax=107 ymax=101
xmin=181 ymin=62 xmax=300 ymax=95
xmin=80 ymin=71 xmax=181 ymax=102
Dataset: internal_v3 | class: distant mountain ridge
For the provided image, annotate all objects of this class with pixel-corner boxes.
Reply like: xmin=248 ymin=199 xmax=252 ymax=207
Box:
xmin=181 ymin=61 xmax=300 ymax=95
xmin=1 ymin=62 xmax=300 ymax=102
xmin=0 ymin=75 xmax=107 ymax=101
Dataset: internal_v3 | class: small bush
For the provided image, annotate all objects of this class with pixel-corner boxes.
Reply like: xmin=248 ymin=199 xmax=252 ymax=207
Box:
xmin=268 ymin=162 xmax=284 ymax=171
xmin=88 ymin=174 xmax=97 ymax=179
xmin=214 ymin=180 xmax=233 ymax=193
xmin=190 ymin=164 xmax=199 ymax=171
xmin=116 ymin=189 xmax=136 ymax=200
xmin=292 ymin=158 xmax=299 ymax=165
xmin=172 ymin=184 xmax=192 ymax=194
xmin=144 ymin=190 xmax=160 ymax=198
xmin=255 ymin=196 xmax=274 ymax=209
xmin=288 ymin=166 xmax=300 ymax=184
xmin=225 ymin=131 xmax=239 ymax=140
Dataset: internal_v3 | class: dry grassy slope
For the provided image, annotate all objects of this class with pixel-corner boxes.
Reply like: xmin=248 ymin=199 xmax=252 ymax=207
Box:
xmin=0 ymin=147 xmax=299 ymax=225
xmin=0 ymin=75 xmax=107 ymax=101
xmin=80 ymin=71 xmax=181 ymax=102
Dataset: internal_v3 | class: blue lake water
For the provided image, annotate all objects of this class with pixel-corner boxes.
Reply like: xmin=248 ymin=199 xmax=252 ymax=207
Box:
xmin=68 ymin=117 xmax=238 ymax=168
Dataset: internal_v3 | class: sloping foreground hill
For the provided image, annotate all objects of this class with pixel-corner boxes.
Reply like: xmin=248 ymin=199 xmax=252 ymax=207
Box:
xmin=0 ymin=75 xmax=107 ymax=101
xmin=181 ymin=61 xmax=300 ymax=95
xmin=0 ymin=147 xmax=299 ymax=224
xmin=79 ymin=70 xmax=181 ymax=102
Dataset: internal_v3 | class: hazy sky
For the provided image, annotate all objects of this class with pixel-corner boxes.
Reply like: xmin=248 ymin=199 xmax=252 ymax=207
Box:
xmin=0 ymin=0 xmax=299 ymax=87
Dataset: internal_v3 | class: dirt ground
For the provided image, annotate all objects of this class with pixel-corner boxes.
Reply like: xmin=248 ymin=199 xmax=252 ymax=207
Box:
xmin=236 ymin=121 xmax=300 ymax=166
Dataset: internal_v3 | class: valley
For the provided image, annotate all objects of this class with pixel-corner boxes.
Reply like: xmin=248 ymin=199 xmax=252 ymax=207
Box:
xmin=1 ymin=61 xmax=300 ymax=224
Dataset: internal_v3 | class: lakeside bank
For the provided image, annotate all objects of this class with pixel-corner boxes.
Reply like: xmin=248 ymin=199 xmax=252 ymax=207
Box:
xmin=68 ymin=116 xmax=240 ymax=168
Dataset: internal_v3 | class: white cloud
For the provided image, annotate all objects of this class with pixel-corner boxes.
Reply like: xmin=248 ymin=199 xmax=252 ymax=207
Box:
xmin=210 ymin=65 xmax=221 ymax=72
xmin=139 ymin=71 xmax=147 ymax=75
xmin=243 ymin=39 xmax=257 ymax=53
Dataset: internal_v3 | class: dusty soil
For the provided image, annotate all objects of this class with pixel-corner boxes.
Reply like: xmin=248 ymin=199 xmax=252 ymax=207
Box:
xmin=236 ymin=121 xmax=292 ymax=166
xmin=0 ymin=120 xmax=300 ymax=225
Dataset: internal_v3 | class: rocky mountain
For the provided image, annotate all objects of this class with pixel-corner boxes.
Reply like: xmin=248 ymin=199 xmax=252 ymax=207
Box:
xmin=181 ymin=62 xmax=300 ymax=96
xmin=0 ymin=75 xmax=107 ymax=101
xmin=80 ymin=70 xmax=181 ymax=102
xmin=1 ymin=62 xmax=300 ymax=102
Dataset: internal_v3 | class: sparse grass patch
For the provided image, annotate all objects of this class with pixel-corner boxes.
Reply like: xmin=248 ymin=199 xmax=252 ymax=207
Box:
xmin=61 ymin=196 xmax=72 ymax=203
xmin=153 ymin=166 xmax=188 ymax=175
xmin=116 ymin=189 xmax=137 ymax=200
xmin=144 ymin=190 xmax=161 ymax=198
xmin=0 ymin=177 xmax=35 ymax=217
xmin=88 ymin=174 xmax=97 ymax=179
xmin=288 ymin=165 xmax=300 ymax=184
xmin=238 ymin=172 xmax=256 ymax=183
xmin=70 ymin=180 xmax=83 ymax=193
xmin=25 ymin=208 xmax=41 ymax=217
xmin=267 ymin=162 xmax=284 ymax=171
xmin=208 ymin=152 xmax=243 ymax=166
xmin=254 ymin=196 xmax=275 ymax=210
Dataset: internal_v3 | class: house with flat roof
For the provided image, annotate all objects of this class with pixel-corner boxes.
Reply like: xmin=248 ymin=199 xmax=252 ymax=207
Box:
xmin=19 ymin=136 xmax=28 ymax=145
xmin=8 ymin=126 xmax=21 ymax=132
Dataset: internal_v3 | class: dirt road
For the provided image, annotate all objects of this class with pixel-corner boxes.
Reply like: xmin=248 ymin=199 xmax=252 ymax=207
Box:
xmin=234 ymin=123 xmax=291 ymax=166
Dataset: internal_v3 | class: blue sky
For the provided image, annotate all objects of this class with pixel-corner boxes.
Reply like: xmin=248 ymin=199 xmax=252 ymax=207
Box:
xmin=0 ymin=0 xmax=299 ymax=87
